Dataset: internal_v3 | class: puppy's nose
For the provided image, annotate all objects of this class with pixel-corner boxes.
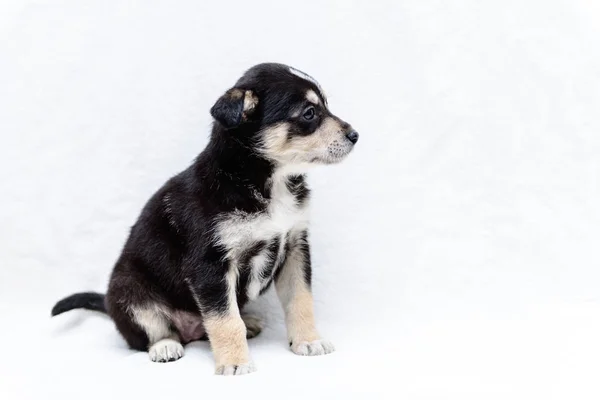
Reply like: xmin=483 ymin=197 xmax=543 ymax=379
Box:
xmin=346 ymin=131 xmax=359 ymax=144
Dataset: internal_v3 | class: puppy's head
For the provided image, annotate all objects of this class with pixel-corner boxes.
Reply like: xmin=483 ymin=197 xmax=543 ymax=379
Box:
xmin=210 ymin=63 xmax=358 ymax=168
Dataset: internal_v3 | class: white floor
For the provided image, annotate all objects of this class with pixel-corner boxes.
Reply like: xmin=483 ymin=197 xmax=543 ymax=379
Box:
xmin=2 ymin=1 xmax=600 ymax=399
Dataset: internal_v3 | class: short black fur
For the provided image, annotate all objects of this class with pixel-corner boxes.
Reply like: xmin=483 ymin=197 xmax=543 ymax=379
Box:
xmin=51 ymin=292 xmax=106 ymax=316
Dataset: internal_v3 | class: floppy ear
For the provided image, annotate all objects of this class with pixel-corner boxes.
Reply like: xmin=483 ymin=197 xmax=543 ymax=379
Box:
xmin=210 ymin=88 xmax=258 ymax=129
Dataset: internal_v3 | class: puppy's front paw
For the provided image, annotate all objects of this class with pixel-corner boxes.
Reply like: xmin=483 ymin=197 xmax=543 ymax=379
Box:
xmin=290 ymin=339 xmax=335 ymax=356
xmin=215 ymin=362 xmax=257 ymax=376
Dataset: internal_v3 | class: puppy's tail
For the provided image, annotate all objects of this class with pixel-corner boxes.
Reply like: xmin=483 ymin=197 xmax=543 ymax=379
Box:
xmin=51 ymin=292 xmax=106 ymax=316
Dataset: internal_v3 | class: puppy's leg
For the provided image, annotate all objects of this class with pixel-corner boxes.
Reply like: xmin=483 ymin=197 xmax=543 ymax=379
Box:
xmin=130 ymin=305 xmax=184 ymax=363
xmin=195 ymin=314 xmax=262 ymax=341
xmin=204 ymin=313 xmax=254 ymax=375
xmin=275 ymin=231 xmax=334 ymax=356
xmin=188 ymin=267 xmax=255 ymax=375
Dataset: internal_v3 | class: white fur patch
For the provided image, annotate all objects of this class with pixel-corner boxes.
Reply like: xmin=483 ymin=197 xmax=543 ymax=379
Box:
xmin=225 ymin=266 xmax=241 ymax=315
xmin=246 ymin=233 xmax=287 ymax=300
xmin=246 ymin=251 xmax=271 ymax=300
xmin=130 ymin=305 xmax=171 ymax=343
xmin=215 ymin=169 xmax=310 ymax=262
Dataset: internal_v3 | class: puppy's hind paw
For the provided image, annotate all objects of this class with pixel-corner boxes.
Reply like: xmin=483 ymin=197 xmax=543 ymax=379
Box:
xmin=242 ymin=315 xmax=263 ymax=339
xmin=149 ymin=338 xmax=184 ymax=363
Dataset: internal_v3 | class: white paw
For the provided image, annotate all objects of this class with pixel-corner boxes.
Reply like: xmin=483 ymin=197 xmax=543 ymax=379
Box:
xmin=149 ymin=338 xmax=184 ymax=363
xmin=215 ymin=362 xmax=256 ymax=376
xmin=291 ymin=339 xmax=335 ymax=356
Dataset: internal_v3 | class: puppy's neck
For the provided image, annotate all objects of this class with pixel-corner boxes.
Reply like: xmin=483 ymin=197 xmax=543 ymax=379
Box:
xmin=198 ymin=126 xmax=271 ymax=188
xmin=272 ymin=163 xmax=313 ymax=178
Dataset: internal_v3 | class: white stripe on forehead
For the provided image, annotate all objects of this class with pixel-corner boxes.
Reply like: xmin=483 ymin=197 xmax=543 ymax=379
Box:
xmin=306 ymin=90 xmax=320 ymax=104
xmin=288 ymin=67 xmax=327 ymax=104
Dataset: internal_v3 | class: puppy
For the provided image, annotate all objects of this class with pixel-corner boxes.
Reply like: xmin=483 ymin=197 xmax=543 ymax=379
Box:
xmin=51 ymin=63 xmax=359 ymax=375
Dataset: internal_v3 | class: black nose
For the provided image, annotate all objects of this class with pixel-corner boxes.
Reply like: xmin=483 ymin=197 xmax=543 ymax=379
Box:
xmin=346 ymin=131 xmax=359 ymax=144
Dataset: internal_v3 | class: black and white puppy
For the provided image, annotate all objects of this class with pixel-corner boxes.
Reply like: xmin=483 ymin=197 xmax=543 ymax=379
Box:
xmin=51 ymin=63 xmax=358 ymax=375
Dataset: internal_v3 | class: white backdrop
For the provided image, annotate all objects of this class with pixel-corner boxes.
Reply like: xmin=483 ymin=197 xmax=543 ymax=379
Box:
xmin=1 ymin=0 xmax=600 ymax=399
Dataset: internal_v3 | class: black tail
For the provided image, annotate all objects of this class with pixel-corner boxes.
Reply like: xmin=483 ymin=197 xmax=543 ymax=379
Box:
xmin=51 ymin=292 xmax=107 ymax=316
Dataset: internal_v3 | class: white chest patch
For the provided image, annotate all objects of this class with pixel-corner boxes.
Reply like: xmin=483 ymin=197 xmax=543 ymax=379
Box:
xmin=245 ymin=238 xmax=286 ymax=300
xmin=215 ymin=172 xmax=309 ymax=300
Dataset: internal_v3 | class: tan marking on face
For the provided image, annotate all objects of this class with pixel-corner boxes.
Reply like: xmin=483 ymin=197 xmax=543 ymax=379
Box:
xmin=259 ymin=117 xmax=349 ymax=165
xmin=259 ymin=122 xmax=290 ymax=161
xmin=306 ymin=89 xmax=320 ymax=105
xmin=286 ymin=117 xmax=343 ymax=153
xmin=275 ymin=241 xmax=320 ymax=343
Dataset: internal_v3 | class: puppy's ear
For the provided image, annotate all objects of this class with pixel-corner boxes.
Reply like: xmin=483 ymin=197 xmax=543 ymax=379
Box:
xmin=210 ymin=88 xmax=258 ymax=129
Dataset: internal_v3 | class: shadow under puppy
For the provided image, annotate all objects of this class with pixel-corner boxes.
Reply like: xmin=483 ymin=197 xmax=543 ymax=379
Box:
xmin=51 ymin=63 xmax=359 ymax=375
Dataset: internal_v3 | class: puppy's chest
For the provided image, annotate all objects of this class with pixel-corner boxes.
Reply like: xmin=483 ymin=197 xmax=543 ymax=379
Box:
xmin=216 ymin=178 xmax=309 ymax=253
xmin=215 ymin=177 xmax=309 ymax=300
xmin=238 ymin=234 xmax=287 ymax=300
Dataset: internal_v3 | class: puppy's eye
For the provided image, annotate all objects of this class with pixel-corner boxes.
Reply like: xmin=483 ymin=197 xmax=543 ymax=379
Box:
xmin=302 ymin=107 xmax=315 ymax=121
